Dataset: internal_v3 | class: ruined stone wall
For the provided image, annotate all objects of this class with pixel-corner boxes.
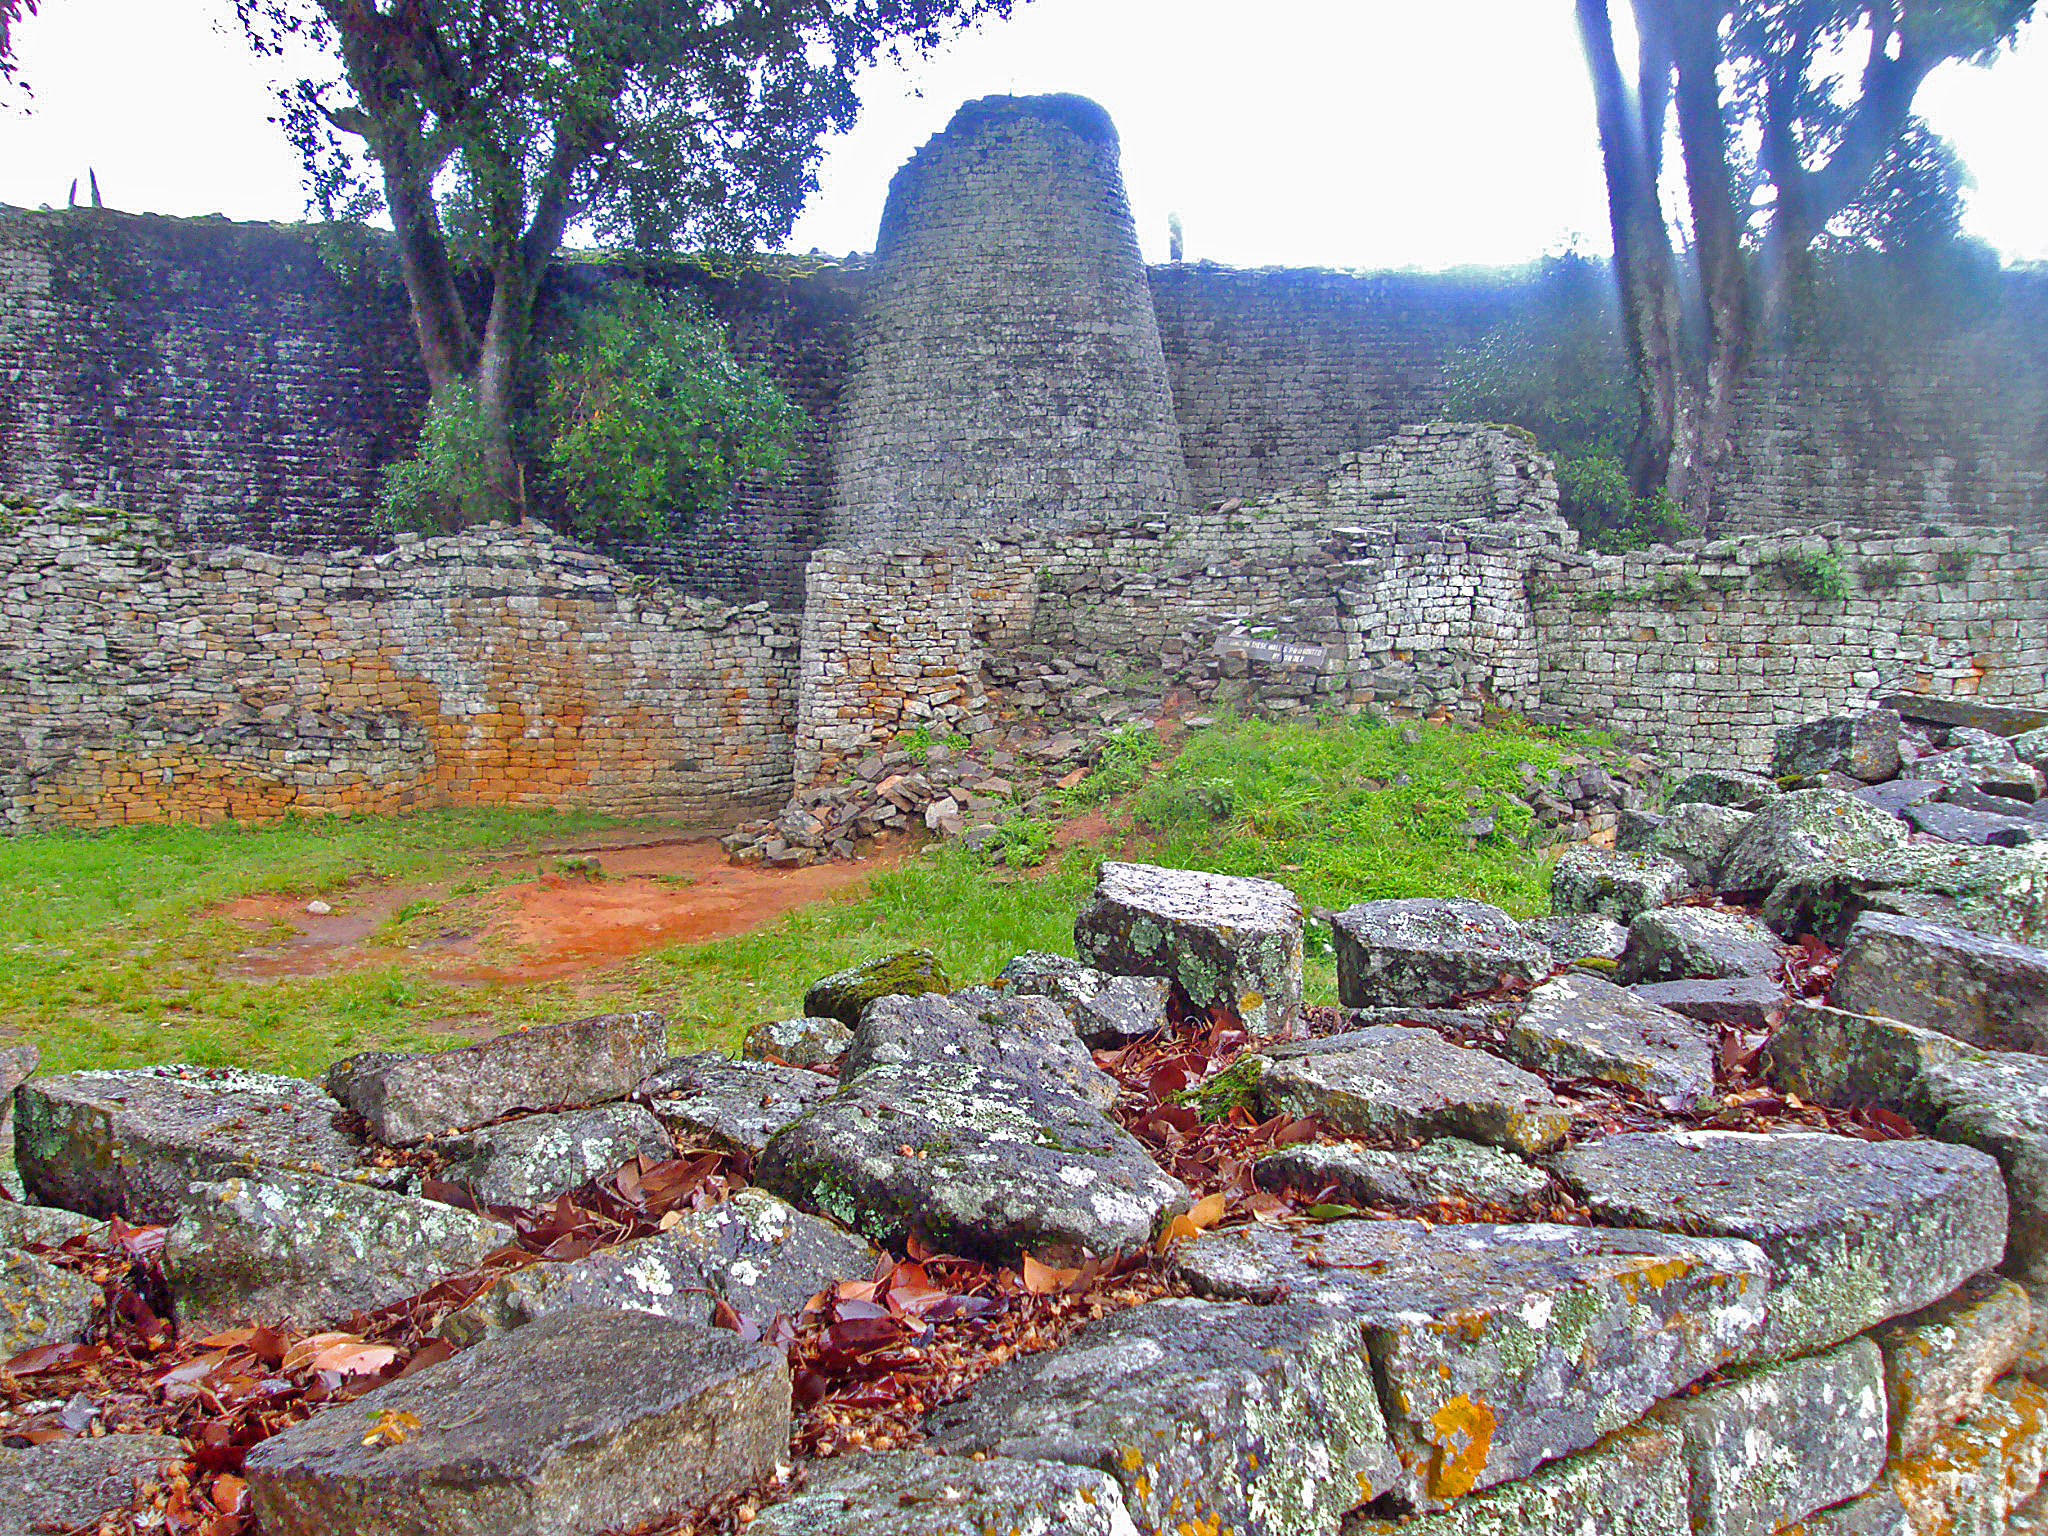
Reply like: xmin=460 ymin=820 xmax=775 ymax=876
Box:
xmin=1529 ymin=526 xmax=2048 ymax=768
xmin=0 ymin=507 xmax=797 ymax=830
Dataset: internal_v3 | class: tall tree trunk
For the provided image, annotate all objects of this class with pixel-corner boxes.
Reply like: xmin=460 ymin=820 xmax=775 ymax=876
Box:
xmin=476 ymin=257 xmax=542 ymax=515
xmin=375 ymin=137 xmax=478 ymax=406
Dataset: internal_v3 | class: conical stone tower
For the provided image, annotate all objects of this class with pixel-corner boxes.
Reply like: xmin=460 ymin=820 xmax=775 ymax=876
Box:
xmin=827 ymin=94 xmax=1193 ymax=545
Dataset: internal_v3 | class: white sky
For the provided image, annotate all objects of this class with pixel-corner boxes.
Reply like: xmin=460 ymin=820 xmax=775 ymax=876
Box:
xmin=2 ymin=0 xmax=2043 ymax=271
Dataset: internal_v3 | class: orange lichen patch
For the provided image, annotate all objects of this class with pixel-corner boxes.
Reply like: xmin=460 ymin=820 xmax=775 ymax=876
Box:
xmin=1616 ymin=1255 xmax=1696 ymax=1302
xmin=1424 ymin=1394 xmax=1497 ymax=1501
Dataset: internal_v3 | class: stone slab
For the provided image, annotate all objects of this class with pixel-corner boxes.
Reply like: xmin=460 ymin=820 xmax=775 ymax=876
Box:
xmin=741 ymin=1016 xmax=853 ymax=1069
xmin=1648 ymin=802 xmax=1753 ymax=888
xmin=1830 ymin=911 xmax=2048 ymax=1055
xmin=164 ymin=1168 xmax=515 ymax=1330
xmin=440 ymin=1103 xmax=672 ymax=1207
xmin=1632 ymin=975 xmax=1786 ymax=1030
xmin=925 ymin=1296 xmax=1407 ymax=1530
xmin=1329 ymin=898 xmax=1551 ymax=1010
xmin=1766 ymin=1002 xmax=1972 ymax=1111
xmin=1880 ymin=696 xmax=2048 ymax=738
xmin=992 ymin=950 xmax=1171 ymax=1046
xmin=1554 ymin=1130 xmax=2008 ymax=1358
xmin=1780 ymin=1484 xmax=1914 ymax=1536
xmin=1519 ymin=913 xmax=1630 ymax=964
xmin=441 ymin=1189 xmax=874 ymax=1345
xmin=1886 ymin=1375 xmax=2048 ymax=1536
xmin=1874 ymin=1274 xmax=2035 ymax=1457
xmin=1551 ymin=847 xmax=1692 ymax=923
xmin=1668 ymin=769 xmax=1781 ymax=812
xmin=243 ymin=1305 xmax=789 ymax=1536
xmin=1623 ymin=907 xmax=1782 ymax=984
xmin=840 ymin=992 xmax=1117 ymax=1108
xmin=0 ymin=1435 xmax=184 ymax=1536
xmin=1179 ymin=1218 xmax=1768 ymax=1502
xmin=1507 ymin=972 xmax=1715 ymax=1108
xmin=1719 ymin=790 xmax=1910 ymax=899
xmin=1 ymin=1247 xmax=99 ymax=1353
xmin=1775 ymin=712 xmax=1905 ymax=785
xmin=1907 ymin=801 xmax=2048 ymax=846
xmin=1911 ymin=1052 xmax=2048 ymax=1285
xmin=750 ymin=1451 xmax=1141 ymax=1536
xmin=1762 ymin=844 xmax=2048 ymax=947
xmin=1074 ymin=861 xmax=1304 ymax=1036
xmin=1256 ymin=1027 xmax=1569 ymax=1154
xmin=756 ymin=1060 xmax=1186 ymax=1265
xmin=14 ymin=1065 xmax=380 ymax=1222
xmin=0 ymin=1201 xmax=100 ymax=1249
xmin=639 ymin=1053 xmax=837 ymax=1153
xmin=1650 ymin=1337 xmax=1888 ymax=1536
xmin=802 ymin=949 xmax=951 ymax=1026
xmin=325 ymin=1012 xmax=668 ymax=1146
xmin=1253 ymin=1137 xmax=1549 ymax=1212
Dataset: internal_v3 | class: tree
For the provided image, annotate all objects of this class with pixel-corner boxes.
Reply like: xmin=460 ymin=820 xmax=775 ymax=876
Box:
xmin=1572 ymin=0 xmax=2035 ymax=526
xmin=235 ymin=0 xmax=1019 ymax=520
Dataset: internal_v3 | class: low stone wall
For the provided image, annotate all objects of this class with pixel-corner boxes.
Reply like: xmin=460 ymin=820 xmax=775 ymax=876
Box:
xmin=0 ymin=508 xmax=798 ymax=829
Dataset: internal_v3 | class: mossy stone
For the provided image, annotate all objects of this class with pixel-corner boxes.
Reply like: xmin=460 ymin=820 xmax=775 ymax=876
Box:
xmin=802 ymin=948 xmax=953 ymax=1025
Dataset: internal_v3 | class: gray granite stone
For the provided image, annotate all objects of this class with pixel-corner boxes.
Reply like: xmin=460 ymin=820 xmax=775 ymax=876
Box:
xmin=751 ymin=1451 xmax=1141 ymax=1536
xmin=1329 ymin=898 xmax=1551 ymax=1010
xmin=1884 ymin=1375 xmax=2048 ymax=1536
xmin=991 ymin=950 xmax=1171 ymax=1046
xmin=439 ymin=1103 xmax=673 ymax=1207
xmin=1519 ymin=913 xmax=1630 ymax=964
xmin=740 ymin=1016 xmax=852 ymax=1069
xmin=1766 ymin=1002 xmax=1972 ymax=1110
xmin=1253 ymin=1136 xmax=1549 ymax=1212
xmin=1506 ymin=972 xmax=1715 ymax=1108
xmin=1830 ymin=911 xmax=2048 ymax=1054
xmin=1632 ymin=975 xmax=1786 ymax=1030
xmin=1874 ymin=1274 xmax=2034 ymax=1457
xmin=0 ymin=1247 xmax=99 ymax=1352
xmin=1550 ymin=847 xmax=1693 ymax=923
xmin=1910 ymin=1052 xmax=2048 ymax=1285
xmin=803 ymin=949 xmax=951 ymax=1026
xmin=1623 ymin=906 xmax=1783 ymax=984
xmin=1648 ymin=802 xmax=1754 ymax=887
xmin=1719 ymin=790 xmax=1910 ymax=899
xmin=1775 ymin=711 xmax=1905 ymax=785
xmin=840 ymin=991 xmax=1117 ymax=1108
xmin=639 ymin=1053 xmax=836 ymax=1153
xmin=1668 ymin=769 xmax=1781 ymax=813
xmin=1761 ymin=844 xmax=2048 ymax=947
xmin=0 ymin=1435 xmax=184 ymax=1536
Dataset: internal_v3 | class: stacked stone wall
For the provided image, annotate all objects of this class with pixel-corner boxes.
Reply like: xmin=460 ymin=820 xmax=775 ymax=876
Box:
xmin=0 ymin=508 xmax=797 ymax=830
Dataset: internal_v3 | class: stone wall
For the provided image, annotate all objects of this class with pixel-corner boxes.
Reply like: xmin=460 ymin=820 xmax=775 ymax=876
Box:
xmin=0 ymin=507 xmax=797 ymax=830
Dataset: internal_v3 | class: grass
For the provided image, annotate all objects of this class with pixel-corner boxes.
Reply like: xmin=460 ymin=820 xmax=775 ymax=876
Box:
xmin=0 ymin=713 xmax=1599 ymax=1078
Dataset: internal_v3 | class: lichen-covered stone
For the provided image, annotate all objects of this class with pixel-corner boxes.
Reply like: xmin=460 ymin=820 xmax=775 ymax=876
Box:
xmin=840 ymin=992 xmax=1117 ymax=1108
xmin=1342 ymin=1423 xmax=1689 ymax=1536
xmin=438 ymin=1103 xmax=673 ymax=1207
xmin=756 ymin=1060 xmax=1186 ymax=1265
xmin=0 ymin=1435 xmax=184 ymax=1536
xmin=1775 ymin=712 xmax=1906 ymax=785
xmin=164 ymin=1168 xmax=515 ymax=1330
xmin=15 ymin=1065 xmax=380 ymax=1222
xmin=750 ymin=1451 xmax=1141 ymax=1536
xmin=1256 ymin=1027 xmax=1569 ymax=1154
xmin=0 ymin=1200 xmax=100 ymax=1248
xmin=1074 ymin=861 xmax=1303 ymax=1036
xmin=741 ymin=1016 xmax=852 ymax=1069
xmin=1506 ymin=972 xmax=1715 ymax=1108
xmin=1766 ymin=1002 xmax=1971 ymax=1110
xmin=925 ymin=1297 xmax=1408 ymax=1530
xmin=1623 ymin=906 xmax=1783 ymax=984
xmin=1550 ymin=847 xmax=1693 ymax=923
xmin=1830 ymin=912 xmax=2048 ymax=1054
xmin=992 ymin=950 xmax=1171 ymax=1046
xmin=1179 ymin=1218 xmax=1768 ymax=1502
xmin=1253 ymin=1137 xmax=1549 ymax=1212
xmin=1874 ymin=1274 xmax=2035 ymax=1457
xmin=325 ymin=1012 xmax=669 ymax=1146
xmin=1761 ymin=844 xmax=2048 ymax=947
xmin=1719 ymin=789 xmax=1910 ymax=899
xmin=638 ymin=1053 xmax=835 ymax=1153
xmin=1779 ymin=1484 xmax=1914 ymax=1536
xmin=440 ymin=1190 xmax=874 ymax=1345
xmin=1554 ymin=1130 xmax=2008 ymax=1358
xmin=1917 ymin=741 xmax=2045 ymax=803
xmin=1519 ymin=913 xmax=1630 ymax=964
xmin=1329 ymin=898 xmax=1551 ymax=1011
xmin=1669 ymin=769 xmax=1781 ymax=813
xmin=1905 ymin=800 xmax=2048 ymax=847
xmin=1886 ymin=1375 xmax=2048 ymax=1536
xmin=1633 ymin=975 xmax=1786 ymax=1030
xmin=1650 ymin=1336 xmax=1887 ymax=1536
xmin=1648 ymin=802 xmax=1754 ymax=888
xmin=244 ymin=1305 xmax=789 ymax=1536
xmin=802 ymin=949 xmax=952 ymax=1026
xmin=1855 ymin=779 xmax=1945 ymax=819
xmin=1910 ymin=1053 xmax=2048 ymax=1285
xmin=1 ymin=1248 xmax=99 ymax=1352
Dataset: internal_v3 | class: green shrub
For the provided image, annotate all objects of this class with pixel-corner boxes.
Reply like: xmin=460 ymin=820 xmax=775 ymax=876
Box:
xmin=378 ymin=384 xmax=500 ymax=533
xmin=1773 ymin=548 xmax=1851 ymax=601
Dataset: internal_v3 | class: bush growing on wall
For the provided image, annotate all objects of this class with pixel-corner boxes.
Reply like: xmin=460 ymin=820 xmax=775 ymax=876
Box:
xmin=378 ymin=384 xmax=500 ymax=533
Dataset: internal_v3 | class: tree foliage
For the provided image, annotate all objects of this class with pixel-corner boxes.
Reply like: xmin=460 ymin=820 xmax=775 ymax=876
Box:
xmin=235 ymin=0 xmax=1019 ymax=521
xmin=0 ymin=0 xmax=36 ymax=94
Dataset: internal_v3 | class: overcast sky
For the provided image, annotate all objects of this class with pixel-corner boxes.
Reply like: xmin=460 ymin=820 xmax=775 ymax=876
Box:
xmin=2 ymin=0 xmax=2043 ymax=271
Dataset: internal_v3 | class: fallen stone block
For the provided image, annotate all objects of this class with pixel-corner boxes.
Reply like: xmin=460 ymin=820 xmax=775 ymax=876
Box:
xmin=1648 ymin=802 xmax=1754 ymax=888
xmin=1342 ymin=1422 xmax=1689 ymax=1536
xmin=1519 ymin=913 xmax=1629 ymax=964
xmin=1623 ymin=906 xmax=1782 ymax=984
xmin=1881 ymin=696 xmax=2048 ymax=739
xmin=756 ymin=1060 xmax=1186 ymax=1265
xmin=1668 ymin=769 xmax=1781 ymax=813
xmin=1650 ymin=1336 xmax=1887 ymax=1536
xmin=840 ymin=992 xmax=1117 ymax=1108
xmin=1766 ymin=1002 xmax=1972 ymax=1110
xmin=1856 ymin=779 xmax=1945 ymax=818
xmin=1554 ymin=1129 xmax=2007 ymax=1358
xmin=1874 ymin=1274 xmax=2034 ymax=1457
xmin=1776 ymin=711 xmax=1905 ymax=785
xmin=1255 ymin=1027 xmax=1569 ymax=1154
xmin=439 ymin=1103 xmax=673 ymax=1207
xmin=1550 ymin=847 xmax=1692 ymax=923
xmin=243 ymin=1305 xmax=789 ymax=1536
xmin=1074 ymin=861 xmax=1303 ymax=1036
xmin=1778 ymin=1484 xmax=1914 ymax=1536
xmin=1885 ymin=1375 xmax=2048 ymax=1536
xmin=740 ymin=1016 xmax=852 ymax=1069
xmin=0 ymin=1435 xmax=184 ymax=1536
xmin=1632 ymin=975 xmax=1786 ymax=1030
xmin=1180 ymin=1218 xmax=1766 ymax=1501
xmin=1830 ymin=912 xmax=2048 ymax=1054
xmin=1917 ymin=742 xmax=2045 ymax=804
xmin=1906 ymin=801 xmax=2048 ymax=847
xmin=802 ymin=949 xmax=951 ymax=1026
xmin=325 ymin=1012 xmax=668 ymax=1146
xmin=1329 ymin=898 xmax=1551 ymax=1010
xmin=1 ymin=1248 xmax=100 ymax=1352
xmin=992 ymin=950 xmax=1171 ymax=1046
xmin=1910 ymin=1052 xmax=2048 ymax=1284
xmin=1719 ymin=790 xmax=1910 ymax=899
xmin=638 ymin=1053 xmax=835 ymax=1153
xmin=0 ymin=1200 xmax=100 ymax=1249
xmin=440 ymin=1189 xmax=873 ymax=1346
xmin=1253 ymin=1137 xmax=1548 ymax=1212
xmin=1762 ymin=844 xmax=2048 ymax=947
xmin=165 ymin=1168 xmax=514 ymax=1331
xmin=15 ymin=1065 xmax=381 ymax=1222
xmin=1506 ymin=972 xmax=1715 ymax=1108
xmin=925 ymin=1296 xmax=1407 ymax=1530
xmin=750 ymin=1450 xmax=1141 ymax=1536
